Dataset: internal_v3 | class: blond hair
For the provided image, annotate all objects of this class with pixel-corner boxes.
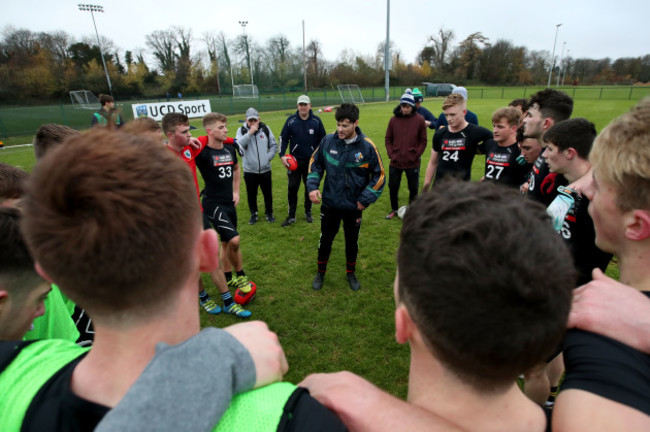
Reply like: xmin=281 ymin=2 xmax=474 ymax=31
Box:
xmin=442 ymin=93 xmax=466 ymax=111
xmin=491 ymin=107 xmax=521 ymax=128
xmin=202 ymin=112 xmax=227 ymax=129
xmin=590 ymin=98 xmax=650 ymax=211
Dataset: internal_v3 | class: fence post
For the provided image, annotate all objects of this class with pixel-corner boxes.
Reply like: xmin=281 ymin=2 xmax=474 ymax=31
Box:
xmin=599 ymin=87 xmax=604 ymax=100
xmin=572 ymin=88 xmax=576 ymax=98
xmin=481 ymin=89 xmax=484 ymax=99
xmin=0 ymin=118 xmax=7 ymax=140
xmin=523 ymin=88 xmax=527 ymax=98
xmin=60 ymin=103 xmax=69 ymax=126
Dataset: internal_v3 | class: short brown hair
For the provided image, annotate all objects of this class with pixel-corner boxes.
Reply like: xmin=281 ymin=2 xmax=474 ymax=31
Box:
xmin=508 ymin=98 xmax=529 ymax=112
xmin=32 ymin=124 xmax=79 ymax=160
xmin=491 ymin=107 xmax=520 ymax=128
xmin=161 ymin=112 xmax=189 ymax=135
xmin=442 ymin=93 xmax=466 ymax=111
xmin=202 ymin=112 xmax=227 ymax=128
xmin=543 ymin=118 xmax=596 ymax=160
xmin=590 ymin=98 xmax=650 ymax=211
xmin=99 ymin=94 xmax=114 ymax=106
xmin=398 ymin=180 xmax=575 ymax=392
xmin=122 ymin=117 xmax=162 ymax=135
xmin=22 ymin=128 xmax=201 ymax=324
xmin=0 ymin=162 xmax=28 ymax=200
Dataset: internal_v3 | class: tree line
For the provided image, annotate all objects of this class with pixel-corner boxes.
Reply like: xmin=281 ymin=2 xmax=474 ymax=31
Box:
xmin=1 ymin=25 xmax=648 ymax=104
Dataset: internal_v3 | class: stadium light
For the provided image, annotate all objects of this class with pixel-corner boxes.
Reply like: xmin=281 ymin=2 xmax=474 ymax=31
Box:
xmin=239 ymin=20 xmax=254 ymax=86
xmin=78 ymin=4 xmax=113 ymax=96
xmin=547 ymin=23 xmax=562 ymax=88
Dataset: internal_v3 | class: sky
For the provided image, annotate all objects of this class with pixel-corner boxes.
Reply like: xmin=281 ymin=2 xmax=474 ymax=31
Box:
xmin=3 ymin=0 xmax=648 ymax=67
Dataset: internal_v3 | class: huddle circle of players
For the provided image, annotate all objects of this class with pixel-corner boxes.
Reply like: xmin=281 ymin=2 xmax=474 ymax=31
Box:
xmin=161 ymin=88 xmax=614 ymax=316
xmin=2 ymin=88 xmax=649 ymax=431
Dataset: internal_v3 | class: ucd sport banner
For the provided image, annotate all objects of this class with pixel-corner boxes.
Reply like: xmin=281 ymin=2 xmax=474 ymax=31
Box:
xmin=131 ymin=100 xmax=212 ymax=121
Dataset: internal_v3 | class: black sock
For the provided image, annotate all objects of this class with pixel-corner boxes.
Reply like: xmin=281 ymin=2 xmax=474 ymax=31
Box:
xmin=225 ymin=272 xmax=233 ymax=282
xmin=236 ymin=269 xmax=246 ymax=278
xmin=221 ymin=291 xmax=234 ymax=307
xmin=547 ymin=386 xmax=559 ymax=402
xmin=199 ymin=290 xmax=209 ymax=300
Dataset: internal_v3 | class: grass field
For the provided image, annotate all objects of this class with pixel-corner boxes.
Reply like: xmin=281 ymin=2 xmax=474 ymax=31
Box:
xmin=0 ymin=96 xmax=635 ymax=397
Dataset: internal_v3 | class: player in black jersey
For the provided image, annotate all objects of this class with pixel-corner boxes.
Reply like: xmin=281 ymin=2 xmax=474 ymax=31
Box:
xmin=543 ymin=118 xmax=612 ymax=285
xmin=519 ymin=89 xmax=575 ymax=406
xmin=553 ymin=99 xmax=650 ymax=430
xmin=482 ymin=107 xmax=527 ymax=188
xmin=195 ymin=113 xmax=255 ymax=316
xmin=522 ymin=89 xmax=573 ymax=205
xmin=422 ymin=94 xmax=492 ymax=190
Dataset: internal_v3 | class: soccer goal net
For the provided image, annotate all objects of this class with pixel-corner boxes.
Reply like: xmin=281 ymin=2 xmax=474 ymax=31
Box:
xmin=70 ymin=90 xmax=100 ymax=109
xmin=233 ymin=84 xmax=259 ymax=98
xmin=337 ymin=84 xmax=365 ymax=104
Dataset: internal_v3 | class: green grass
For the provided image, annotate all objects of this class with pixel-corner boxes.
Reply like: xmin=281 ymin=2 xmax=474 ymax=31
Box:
xmin=0 ymin=96 xmax=636 ymax=398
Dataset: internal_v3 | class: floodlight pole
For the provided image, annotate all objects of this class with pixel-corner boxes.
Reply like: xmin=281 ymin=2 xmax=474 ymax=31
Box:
xmin=556 ymin=41 xmax=566 ymax=87
xmin=384 ymin=0 xmax=390 ymax=102
xmin=78 ymin=4 xmax=113 ymax=96
xmin=303 ymin=20 xmax=307 ymax=92
xmin=562 ymin=49 xmax=570 ymax=86
xmin=547 ymin=23 xmax=562 ymax=88
xmin=239 ymin=20 xmax=254 ymax=86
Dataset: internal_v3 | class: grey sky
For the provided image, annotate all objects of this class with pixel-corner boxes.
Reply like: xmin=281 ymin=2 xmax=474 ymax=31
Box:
xmin=3 ymin=0 xmax=648 ymax=67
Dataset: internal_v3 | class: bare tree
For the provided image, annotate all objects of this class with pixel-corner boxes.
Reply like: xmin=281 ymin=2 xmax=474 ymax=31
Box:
xmin=38 ymin=31 xmax=74 ymax=63
xmin=375 ymin=40 xmax=401 ymax=69
xmin=427 ymin=28 xmax=455 ymax=71
xmin=234 ymin=33 xmax=254 ymax=81
xmin=269 ymin=34 xmax=291 ymax=64
xmin=457 ymin=32 xmax=489 ymax=80
xmin=146 ymin=29 xmax=176 ymax=72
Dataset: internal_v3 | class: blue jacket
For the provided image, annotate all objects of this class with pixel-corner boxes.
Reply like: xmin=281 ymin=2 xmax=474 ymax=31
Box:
xmin=307 ymin=127 xmax=385 ymax=210
xmin=416 ymin=106 xmax=437 ymax=130
xmin=279 ymin=110 xmax=326 ymax=161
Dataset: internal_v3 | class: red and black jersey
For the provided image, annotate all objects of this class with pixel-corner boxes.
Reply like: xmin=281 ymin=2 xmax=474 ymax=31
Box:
xmin=433 ymin=123 xmax=492 ymax=182
xmin=483 ymin=140 xmax=528 ymax=188
xmin=195 ymin=144 xmax=238 ymax=205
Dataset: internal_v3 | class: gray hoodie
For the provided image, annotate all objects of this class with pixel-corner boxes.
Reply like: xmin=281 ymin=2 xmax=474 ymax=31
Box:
xmin=236 ymin=122 xmax=278 ymax=174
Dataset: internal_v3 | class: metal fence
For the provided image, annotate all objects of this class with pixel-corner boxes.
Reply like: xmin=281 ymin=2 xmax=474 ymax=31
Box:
xmin=1 ymin=86 xmax=648 ymax=139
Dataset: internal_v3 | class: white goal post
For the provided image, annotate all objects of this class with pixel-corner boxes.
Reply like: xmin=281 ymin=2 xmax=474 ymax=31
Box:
xmin=233 ymin=84 xmax=259 ymax=98
xmin=337 ymin=84 xmax=364 ymax=104
xmin=70 ymin=90 xmax=100 ymax=109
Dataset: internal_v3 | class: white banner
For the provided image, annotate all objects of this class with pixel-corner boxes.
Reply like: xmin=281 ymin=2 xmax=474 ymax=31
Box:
xmin=131 ymin=100 xmax=212 ymax=121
